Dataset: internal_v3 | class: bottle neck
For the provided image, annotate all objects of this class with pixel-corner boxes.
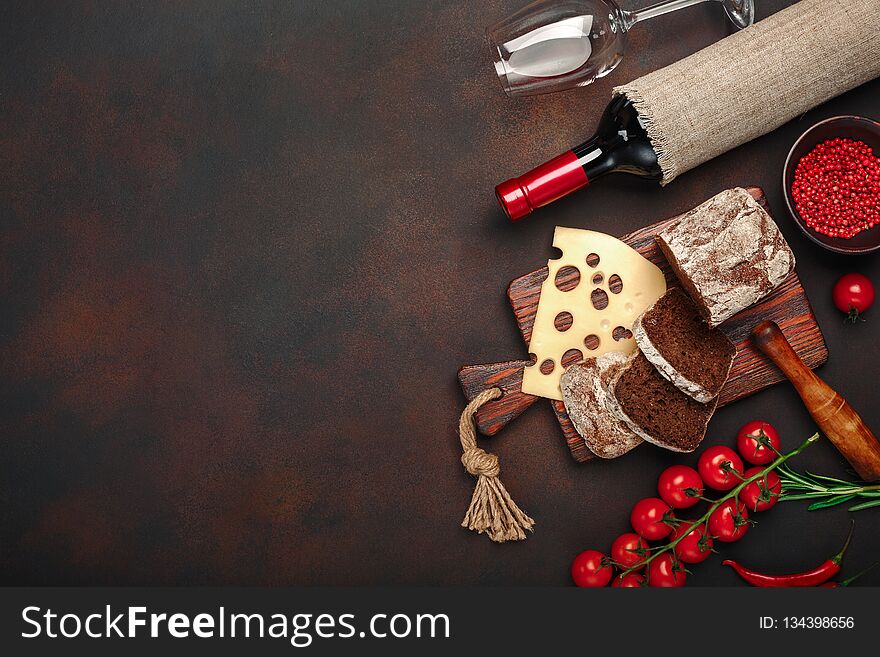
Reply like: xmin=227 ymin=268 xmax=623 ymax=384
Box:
xmin=579 ymin=94 xmax=660 ymax=178
xmin=572 ymin=133 xmax=615 ymax=182
xmin=494 ymin=97 xmax=660 ymax=221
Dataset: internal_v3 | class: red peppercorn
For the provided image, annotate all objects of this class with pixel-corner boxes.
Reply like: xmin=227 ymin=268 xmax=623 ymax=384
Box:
xmin=792 ymin=138 xmax=880 ymax=239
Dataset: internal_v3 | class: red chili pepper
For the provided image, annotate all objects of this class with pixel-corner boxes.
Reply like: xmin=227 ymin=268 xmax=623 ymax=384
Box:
xmin=820 ymin=561 xmax=879 ymax=588
xmin=722 ymin=522 xmax=854 ymax=587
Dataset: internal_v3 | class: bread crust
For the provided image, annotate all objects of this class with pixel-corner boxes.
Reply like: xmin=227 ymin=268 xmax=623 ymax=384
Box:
xmin=560 ymin=352 xmax=642 ymax=459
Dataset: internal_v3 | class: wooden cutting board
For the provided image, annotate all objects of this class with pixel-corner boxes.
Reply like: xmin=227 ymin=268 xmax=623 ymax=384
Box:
xmin=458 ymin=187 xmax=829 ymax=462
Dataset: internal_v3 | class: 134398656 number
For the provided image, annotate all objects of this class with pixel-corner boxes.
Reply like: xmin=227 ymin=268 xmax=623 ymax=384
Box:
xmin=783 ymin=617 xmax=854 ymax=629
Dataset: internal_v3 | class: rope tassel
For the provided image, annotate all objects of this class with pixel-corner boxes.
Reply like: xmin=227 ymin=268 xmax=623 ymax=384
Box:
xmin=458 ymin=388 xmax=534 ymax=542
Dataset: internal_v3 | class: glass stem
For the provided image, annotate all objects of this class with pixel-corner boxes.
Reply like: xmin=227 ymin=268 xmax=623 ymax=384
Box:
xmin=622 ymin=0 xmax=713 ymax=29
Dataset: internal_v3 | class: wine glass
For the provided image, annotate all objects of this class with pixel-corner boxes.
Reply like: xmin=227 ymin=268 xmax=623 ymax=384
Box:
xmin=489 ymin=0 xmax=754 ymax=97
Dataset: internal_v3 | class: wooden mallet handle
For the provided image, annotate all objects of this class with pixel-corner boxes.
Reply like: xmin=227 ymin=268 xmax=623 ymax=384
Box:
xmin=751 ymin=320 xmax=880 ymax=481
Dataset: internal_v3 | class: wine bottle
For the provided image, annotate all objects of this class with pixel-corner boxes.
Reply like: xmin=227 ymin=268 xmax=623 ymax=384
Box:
xmin=495 ymin=95 xmax=661 ymax=221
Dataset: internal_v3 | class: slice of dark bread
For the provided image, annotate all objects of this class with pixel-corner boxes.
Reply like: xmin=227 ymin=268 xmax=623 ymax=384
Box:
xmin=632 ymin=288 xmax=736 ymax=402
xmin=560 ymin=352 xmax=642 ymax=459
xmin=607 ymin=352 xmax=717 ymax=453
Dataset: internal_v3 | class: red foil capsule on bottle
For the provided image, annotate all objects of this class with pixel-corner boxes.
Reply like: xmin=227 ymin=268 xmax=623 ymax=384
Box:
xmin=495 ymin=150 xmax=589 ymax=221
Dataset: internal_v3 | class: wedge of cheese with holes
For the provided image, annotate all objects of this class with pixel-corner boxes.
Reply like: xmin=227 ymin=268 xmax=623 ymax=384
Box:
xmin=521 ymin=227 xmax=667 ymax=400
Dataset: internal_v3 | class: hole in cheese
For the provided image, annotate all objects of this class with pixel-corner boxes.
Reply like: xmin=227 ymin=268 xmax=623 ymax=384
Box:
xmin=554 ymin=311 xmax=574 ymax=332
xmin=608 ymin=274 xmax=623 ymax=294
xmin=554 ymin=265 xmax=580 ymax=292
xmin=561 ymin=348 xmax=584 ymax=368
xmin=591 ymin=288 xmax=609 ymax=310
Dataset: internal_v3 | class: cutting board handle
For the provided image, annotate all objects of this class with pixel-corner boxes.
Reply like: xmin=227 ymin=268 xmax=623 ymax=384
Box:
xmin=751 ymin=320 xmax=880 ymax=481
xmin=457 ymin=360 xmax=538 ymax=436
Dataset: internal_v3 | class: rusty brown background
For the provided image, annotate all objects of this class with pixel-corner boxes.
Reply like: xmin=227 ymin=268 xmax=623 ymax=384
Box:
xmin=2 ymin=0 xmax=879 ymax=585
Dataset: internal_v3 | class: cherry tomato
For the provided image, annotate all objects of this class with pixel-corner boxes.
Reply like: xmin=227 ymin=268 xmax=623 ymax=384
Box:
xmin=611 ymin=572 xmax=645 ymax=588
xmin=736 ymin=421 xmax=781 ymax=465
xmin=833 ymin=273 xmax=875 ymax=321
xmin=630 ymin=497 xmax=674 ymax=541
xmin=647 ymin=553 xmax=687 ymax=587
xmin=610 ymin=533 xmax=649 ymax=570
xmin=708 ymin=499 xmax=750 ymax=542
xmin=698 ymin=445 xmax=744 ymax=491
xmin=738 ymin=467 xmax=781 ymax=512
xmin=657 ymin=465 xmax=704 ymax=509
xmin=673 ymin=522 xmax=714 ymax=564
xmin=571 ymin=550 xmax=613 ymax=587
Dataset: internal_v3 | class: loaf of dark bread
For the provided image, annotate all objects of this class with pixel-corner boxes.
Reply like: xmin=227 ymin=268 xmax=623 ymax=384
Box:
xmin=607 ymin=352 xmax=717 ymax=453
xmin=632 ymin=288 xmax=736 ymax=402
xmin=656 ymin=188 xmax=795 ymax=327
xmin=560 ymin=352 xmax=642 ymax=459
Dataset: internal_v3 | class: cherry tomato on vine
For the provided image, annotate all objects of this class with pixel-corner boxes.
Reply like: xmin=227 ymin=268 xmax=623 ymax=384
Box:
xmin=657 ymin=465 xmax=704 ymax=509
xmin=698 ymin=445 xmax=744 ymax=491
xmin=738 ymin=467 xmax=781 ymax=512
xmin=672 ymin=522 xmax=714 ymax=564
xmin=630 ymin=497 xmax=674 ymax=541
xmin=708 ymin=499 xmax=750 ymax=542
xmin=833 ymin=273 xmax=874 ymax=322
xmin=736 ymin=421 xmax=781 ymax=465
xmin=647 ymin=553 xmax=687 ymax=587
xmin=611 ymin=572 xmax=645 ymax=588
xmin=611 ymin=533 xmax=649 ymax=570
xmin=571 ymin=550 xmax=613 ymax=587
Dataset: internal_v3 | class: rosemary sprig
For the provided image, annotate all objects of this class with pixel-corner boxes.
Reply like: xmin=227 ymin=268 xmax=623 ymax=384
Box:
xmin=777 ymin=464 xmax=880 ymax=511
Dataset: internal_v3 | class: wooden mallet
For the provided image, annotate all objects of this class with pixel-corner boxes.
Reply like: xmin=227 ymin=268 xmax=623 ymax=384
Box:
xmin=752 ymin=320 xmax=880 ymax=481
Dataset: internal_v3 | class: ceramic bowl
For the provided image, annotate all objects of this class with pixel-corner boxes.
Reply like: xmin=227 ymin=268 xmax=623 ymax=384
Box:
xmin=783 ymin=115 xmax=880 ymax=255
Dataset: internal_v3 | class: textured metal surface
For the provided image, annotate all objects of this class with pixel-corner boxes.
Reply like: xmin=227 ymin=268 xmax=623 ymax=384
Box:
xmin=2 ymin=0 xmax=879 ymax=585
